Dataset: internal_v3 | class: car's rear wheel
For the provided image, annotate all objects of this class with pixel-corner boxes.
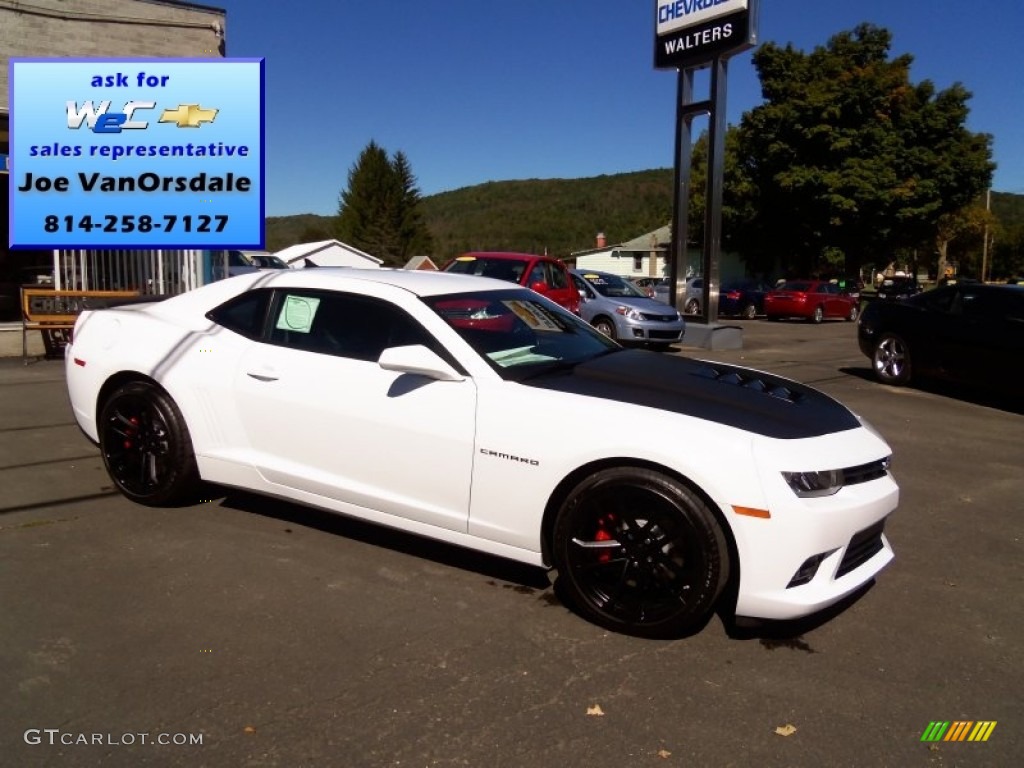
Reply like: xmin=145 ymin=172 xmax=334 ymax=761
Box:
xmin=684 ymin=299 xmax=700 ymax=316
xmin=742 ymin=303 xmax=757 ymax=320
xmin=552 ymin=468 xmax=729 ymax=638
xmin=811 ymin=305 xmax=824 ymax=324
xmin=99 ymin=381 xmax=199 ymax=506
xmin=593 ymin=317 xmax=616 ymax=340
xmin=847 ymin=304 xmax=859 ymax=322
xmin=873 ymin=333 xmax=912 ymax=386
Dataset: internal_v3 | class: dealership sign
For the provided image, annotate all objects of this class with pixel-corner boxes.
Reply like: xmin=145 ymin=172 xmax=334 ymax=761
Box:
xmin=654 ymin=0 xmax=758 ymax=69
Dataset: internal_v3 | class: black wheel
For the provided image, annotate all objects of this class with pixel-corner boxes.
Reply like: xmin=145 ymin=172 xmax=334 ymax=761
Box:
xmin=847 ymin=304 xmax=859 ymax=322
xmin=684 ymin=299 xmax=700 ymax=316
xmin=593 ymin=317 xmax=616 ymax=340
xmin=99 ymin=381 xmax=199 ymax=506
xmin=552 ymin=468 xmax=729 ymax=638
xmin=873 ymin=333 xmax=912 ymax=386
xmin=810 ymin=305 xmax=824 ymax=324
xmin=742 ymin=303 xmax=757 ymax=320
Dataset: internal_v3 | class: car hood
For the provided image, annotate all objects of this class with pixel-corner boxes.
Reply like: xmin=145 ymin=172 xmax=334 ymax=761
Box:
xmin=597 ymin=296 xmax=679 ymax=314
xmin=522 ymin=349 xmax=860 ymax=439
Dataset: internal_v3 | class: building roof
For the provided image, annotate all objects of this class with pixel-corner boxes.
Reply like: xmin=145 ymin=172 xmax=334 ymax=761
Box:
xmin=570 ymin=224 xmax=671 ymax=258
xmin=274 ymin=239 xmax=383 ymax=267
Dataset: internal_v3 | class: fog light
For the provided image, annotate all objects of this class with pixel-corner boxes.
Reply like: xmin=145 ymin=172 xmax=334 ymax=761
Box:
xmin=787 ymin=549 xmax=837 ymax=588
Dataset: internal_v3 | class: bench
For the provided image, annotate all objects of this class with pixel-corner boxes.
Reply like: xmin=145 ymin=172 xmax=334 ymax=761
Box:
xmin=21 ymin=288 xmax=141 ymax=364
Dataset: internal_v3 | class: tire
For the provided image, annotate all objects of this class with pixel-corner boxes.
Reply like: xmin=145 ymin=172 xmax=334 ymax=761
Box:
xmin=742 ymin=303 xmax=757 ymax=320
xmin=847 ymin=304 xmax=859 ymax=322
xmin=873 ymin=333 xmax=912 ymax=386
xmin=593 ymin=317 xmax=616 ymax=341
xmin=684 ymin=299 xmax=700 ymax=316
xmin=552 ymin=467 xmax=729 ymax=639
xmin=810 ymin=305 xmax=824 ymax=324
xmin=98 ymin=381 xmax=200 ymax=506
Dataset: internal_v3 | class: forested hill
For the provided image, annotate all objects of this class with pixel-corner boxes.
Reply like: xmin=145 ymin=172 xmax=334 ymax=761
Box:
xmin=265 ymin=169 xmax=675 ymax=258
xmin=265 ymin=171 xmax=1024 ymax=266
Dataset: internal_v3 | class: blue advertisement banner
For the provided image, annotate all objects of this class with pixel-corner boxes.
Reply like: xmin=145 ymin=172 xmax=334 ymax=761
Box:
xmin=8 ymin=58 xmax=264 ymax=249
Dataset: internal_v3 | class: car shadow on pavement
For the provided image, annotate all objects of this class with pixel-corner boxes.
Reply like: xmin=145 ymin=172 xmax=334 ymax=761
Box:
xmin=718 ymin=580 xmax=877 ymax=652
xmin=217 ymin=488 xmax=554 ymax=591
xmin=840 ymin=366 xmax=1024 ymax=415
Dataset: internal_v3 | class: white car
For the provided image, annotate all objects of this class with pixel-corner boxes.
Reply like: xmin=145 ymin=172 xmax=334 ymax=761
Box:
xmin=65 ymin=268 xmax=897 ymax=638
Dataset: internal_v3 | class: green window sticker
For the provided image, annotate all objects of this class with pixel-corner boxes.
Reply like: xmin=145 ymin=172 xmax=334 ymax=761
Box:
xmin=275 ymin=295 xmax=320 ymax=334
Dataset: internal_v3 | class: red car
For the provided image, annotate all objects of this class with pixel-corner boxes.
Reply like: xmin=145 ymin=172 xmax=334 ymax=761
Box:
xmin=441 ymin=251 xmax=580 ymax=314
xmin=764 ymin=280 xmax=859 ymax=323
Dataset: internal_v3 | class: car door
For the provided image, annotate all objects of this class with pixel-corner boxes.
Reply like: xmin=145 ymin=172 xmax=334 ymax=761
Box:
xmin=233 ymin=288 xmax=477 ymax=532
xmin=944 ymin=287 xmax=1024 ymax=385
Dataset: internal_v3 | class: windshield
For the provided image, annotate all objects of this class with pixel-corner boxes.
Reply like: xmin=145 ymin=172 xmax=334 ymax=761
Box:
xmin=578 ymin=273 xmax=647 ymax=298
xmin=443 ymin=256 xmax=527 ymax=284
xmin=423 ymin=288 xmax=618 ymax=380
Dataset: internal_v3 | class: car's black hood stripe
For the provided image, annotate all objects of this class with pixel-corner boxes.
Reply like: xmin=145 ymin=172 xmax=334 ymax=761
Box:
xmin=522 ymin=349 xmax=860 ymax=439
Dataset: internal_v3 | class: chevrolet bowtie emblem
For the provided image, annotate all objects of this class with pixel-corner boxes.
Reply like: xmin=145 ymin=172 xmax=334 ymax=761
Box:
xmin=158 ymin=104 xmax=219 ymax=128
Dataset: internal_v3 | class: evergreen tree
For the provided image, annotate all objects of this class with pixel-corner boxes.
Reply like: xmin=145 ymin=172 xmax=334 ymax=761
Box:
xmin=336 ymin=141 xmax=432 ymax=266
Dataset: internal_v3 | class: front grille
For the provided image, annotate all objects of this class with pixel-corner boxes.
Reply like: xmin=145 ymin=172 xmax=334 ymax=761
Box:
xmin=640 ymin=312 xmax=678 ymax=322
xmin=648 ymin=329 xmax=682 ymax=340
xmin=844 ymin=457 xmax=890 ymax=487
xmin=836 ymin=520 xmax=886 ymax=578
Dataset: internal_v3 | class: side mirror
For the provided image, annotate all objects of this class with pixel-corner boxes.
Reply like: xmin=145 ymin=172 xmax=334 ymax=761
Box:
xmin=378 ymin=345 xmax=464 ymax=382
xmin=530 ymin=281 xmax=550 ymax=293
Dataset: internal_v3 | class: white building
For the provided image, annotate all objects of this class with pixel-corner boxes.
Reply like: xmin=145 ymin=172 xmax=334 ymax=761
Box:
xmin=275 ymin=240 xmax=383 ymax=269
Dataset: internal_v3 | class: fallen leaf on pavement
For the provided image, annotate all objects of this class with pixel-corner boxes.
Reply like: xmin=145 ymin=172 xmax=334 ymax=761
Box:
xmin=586 ymin=704 xmax=605 ymax=717
xmin=774 ymin=724 xmax=797 ymax=737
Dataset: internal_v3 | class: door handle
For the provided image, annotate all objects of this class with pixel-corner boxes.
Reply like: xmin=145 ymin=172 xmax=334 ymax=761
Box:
xmin=246 ymin=372 xmax=279 ymax=382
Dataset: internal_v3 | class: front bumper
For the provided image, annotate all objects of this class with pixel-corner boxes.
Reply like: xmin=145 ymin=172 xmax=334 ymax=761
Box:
xmin=730 ymin=429 xmax=899 ymax=620
xmin=615 ymin=317 xmax=685 ymax=344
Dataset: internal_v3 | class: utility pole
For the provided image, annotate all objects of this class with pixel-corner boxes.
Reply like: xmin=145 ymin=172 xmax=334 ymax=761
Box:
xmin=980 ymin=188 xmax=991 ymax=283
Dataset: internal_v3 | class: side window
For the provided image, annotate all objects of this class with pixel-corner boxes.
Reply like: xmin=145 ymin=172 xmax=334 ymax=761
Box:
xmin=206 ymin=289 xmax=271 ymax=340
xmin=547 ymin=262 xmax=568 ymax=290
xmin=527 ymin=264 xmax=546 ymax=286
xmin=268 ymin=291 xmax=434 ymax=362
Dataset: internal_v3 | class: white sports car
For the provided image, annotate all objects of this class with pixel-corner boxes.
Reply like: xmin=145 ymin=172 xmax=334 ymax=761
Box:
xmin=66 ymin=268 xmax=897 ymax=638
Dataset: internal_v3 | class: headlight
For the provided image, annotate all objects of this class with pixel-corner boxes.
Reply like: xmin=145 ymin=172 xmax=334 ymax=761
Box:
xmin=615 ymin=306 xmax=642 ymax=320
xmin=782 ymin=469 xmax=844 ymax=497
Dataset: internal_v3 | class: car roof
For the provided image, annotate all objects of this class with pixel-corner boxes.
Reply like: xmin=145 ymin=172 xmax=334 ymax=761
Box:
xmin=227 ymin=266 xmax=520 ymax=298
xmin=457 ymin=251 xmax=547 ymax=261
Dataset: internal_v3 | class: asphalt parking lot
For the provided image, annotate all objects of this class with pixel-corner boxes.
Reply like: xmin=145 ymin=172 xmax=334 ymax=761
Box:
xmin=2 ymin=318 xmax=1021 ymax=768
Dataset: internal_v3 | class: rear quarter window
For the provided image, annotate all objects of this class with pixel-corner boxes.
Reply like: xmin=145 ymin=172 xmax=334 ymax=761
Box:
xmin=206 ymin=289 xmax=271 ymax=339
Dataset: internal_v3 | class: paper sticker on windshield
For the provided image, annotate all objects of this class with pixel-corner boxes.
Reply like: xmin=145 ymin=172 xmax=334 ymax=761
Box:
xmin=275 ymin=295 xmax=320 ymax=334
xmin=503 ymin=300 xmax=562 ymax=331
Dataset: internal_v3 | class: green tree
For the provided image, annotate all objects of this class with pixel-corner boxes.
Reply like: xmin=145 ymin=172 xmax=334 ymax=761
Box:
xmin=733 ymin=23 xmax=995 ymax=277
xmin=336 ymin=141 xmax=433 ymax=266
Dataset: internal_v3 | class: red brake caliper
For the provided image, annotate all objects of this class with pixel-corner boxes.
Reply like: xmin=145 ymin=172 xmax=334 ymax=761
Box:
xmin=594 ymin=515 xmax=616 ymax=563
xmin=124 ymin=416 xmax=139 ymax=449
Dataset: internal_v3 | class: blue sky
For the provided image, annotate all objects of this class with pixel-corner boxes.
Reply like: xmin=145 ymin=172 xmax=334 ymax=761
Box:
xmin=218 ymin=0 xmax=1024 ymax=217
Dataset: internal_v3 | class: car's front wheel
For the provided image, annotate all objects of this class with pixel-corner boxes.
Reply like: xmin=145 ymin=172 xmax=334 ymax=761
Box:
xmin=593 ymin=317 xmax=617 ymax=340
xmin=873 ymin=333 xmax=912 ymax=386
xmin=847 ymin=304 xmax=859 ymax=322
xmin=742 ymin=303 xmax=757 ymax=320
xmin=810 ymin=305 xmax=824 ymax=324
xmin=684 ymin=299 xmax=700 ymax=316
xmin=99 ymin=381 xmax=200 ymax=506
xmin=552 ymin=468 xmax=729 ymax=639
